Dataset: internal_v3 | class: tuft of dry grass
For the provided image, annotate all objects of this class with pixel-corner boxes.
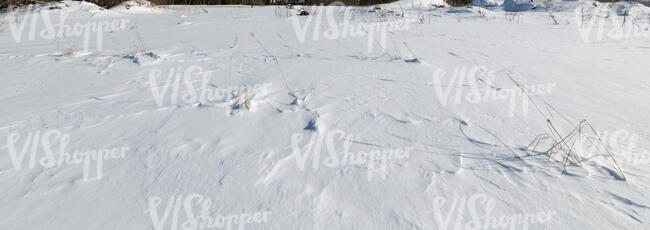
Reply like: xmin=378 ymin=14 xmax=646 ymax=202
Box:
xmin=505 ymin=71 xmax=627 ymax=180
xmin=387 ymin=31 xmax=421 ymax=62
xmin=130 ymin=25 xmax=148 ymax=54
xmin=231 ymin=85 xmax=252 ymax=111
xmin=63 ymin=44 xmax=79 ymax=56
xmin=505 ymin=12 xmax=520 ymax=23
xmin=452 ymin=51 xmax=627 ymax=180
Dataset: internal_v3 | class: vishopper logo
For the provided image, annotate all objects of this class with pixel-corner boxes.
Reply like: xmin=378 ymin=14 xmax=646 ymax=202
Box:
xmin=290 ymin=130 xmax=411 ymax=181
xmin=575 ymin=4 xmax=650 ymax=43
xmin=3 ymin=130 xmax=129 ymax=181
xmin=288 ymin=2 xmax=412 ymax=53
xmin=146 ymin=193 xmax=272 ymax=230
xmin=142 ymin=65 xmax=270 ymax=114
xmin=431 ymin=193 xmax=556 ymax=230
xmin=574 ymin=129 xmax=649 ymax=166
xmin=430 ymin=67 xmax=556 ymax=117
xmin=8 ymin=7 xmax=130 ymax=52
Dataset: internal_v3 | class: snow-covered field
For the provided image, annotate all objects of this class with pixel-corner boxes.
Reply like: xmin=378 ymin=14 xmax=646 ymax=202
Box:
xmin=1 ymin=0 xmax=649 ymax=229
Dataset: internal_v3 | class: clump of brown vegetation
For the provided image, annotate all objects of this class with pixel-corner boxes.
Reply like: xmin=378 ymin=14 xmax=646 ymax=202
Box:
xmin=444 ymin=0 xmax=472 ymax=7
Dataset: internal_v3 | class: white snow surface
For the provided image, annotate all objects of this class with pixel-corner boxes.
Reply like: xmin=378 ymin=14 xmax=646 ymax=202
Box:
xmin=1 ymin=1 xmax=650 ymax=229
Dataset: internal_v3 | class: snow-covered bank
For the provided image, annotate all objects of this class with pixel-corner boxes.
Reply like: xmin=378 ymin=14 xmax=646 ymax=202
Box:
xmin=0 ymin=1 xmax=649 ymax=229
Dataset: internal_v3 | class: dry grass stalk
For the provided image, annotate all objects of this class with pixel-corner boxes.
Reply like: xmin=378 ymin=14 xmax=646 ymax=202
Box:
xmin=130 ymin=25 xmax=148 ymax=54
xmin=249 ymin=32 xmax=292 ymax=93
xmin=451 ymin=51 xmax=628 ymax=180
xmin=505 ymin=70 xmax=627 ymax=180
